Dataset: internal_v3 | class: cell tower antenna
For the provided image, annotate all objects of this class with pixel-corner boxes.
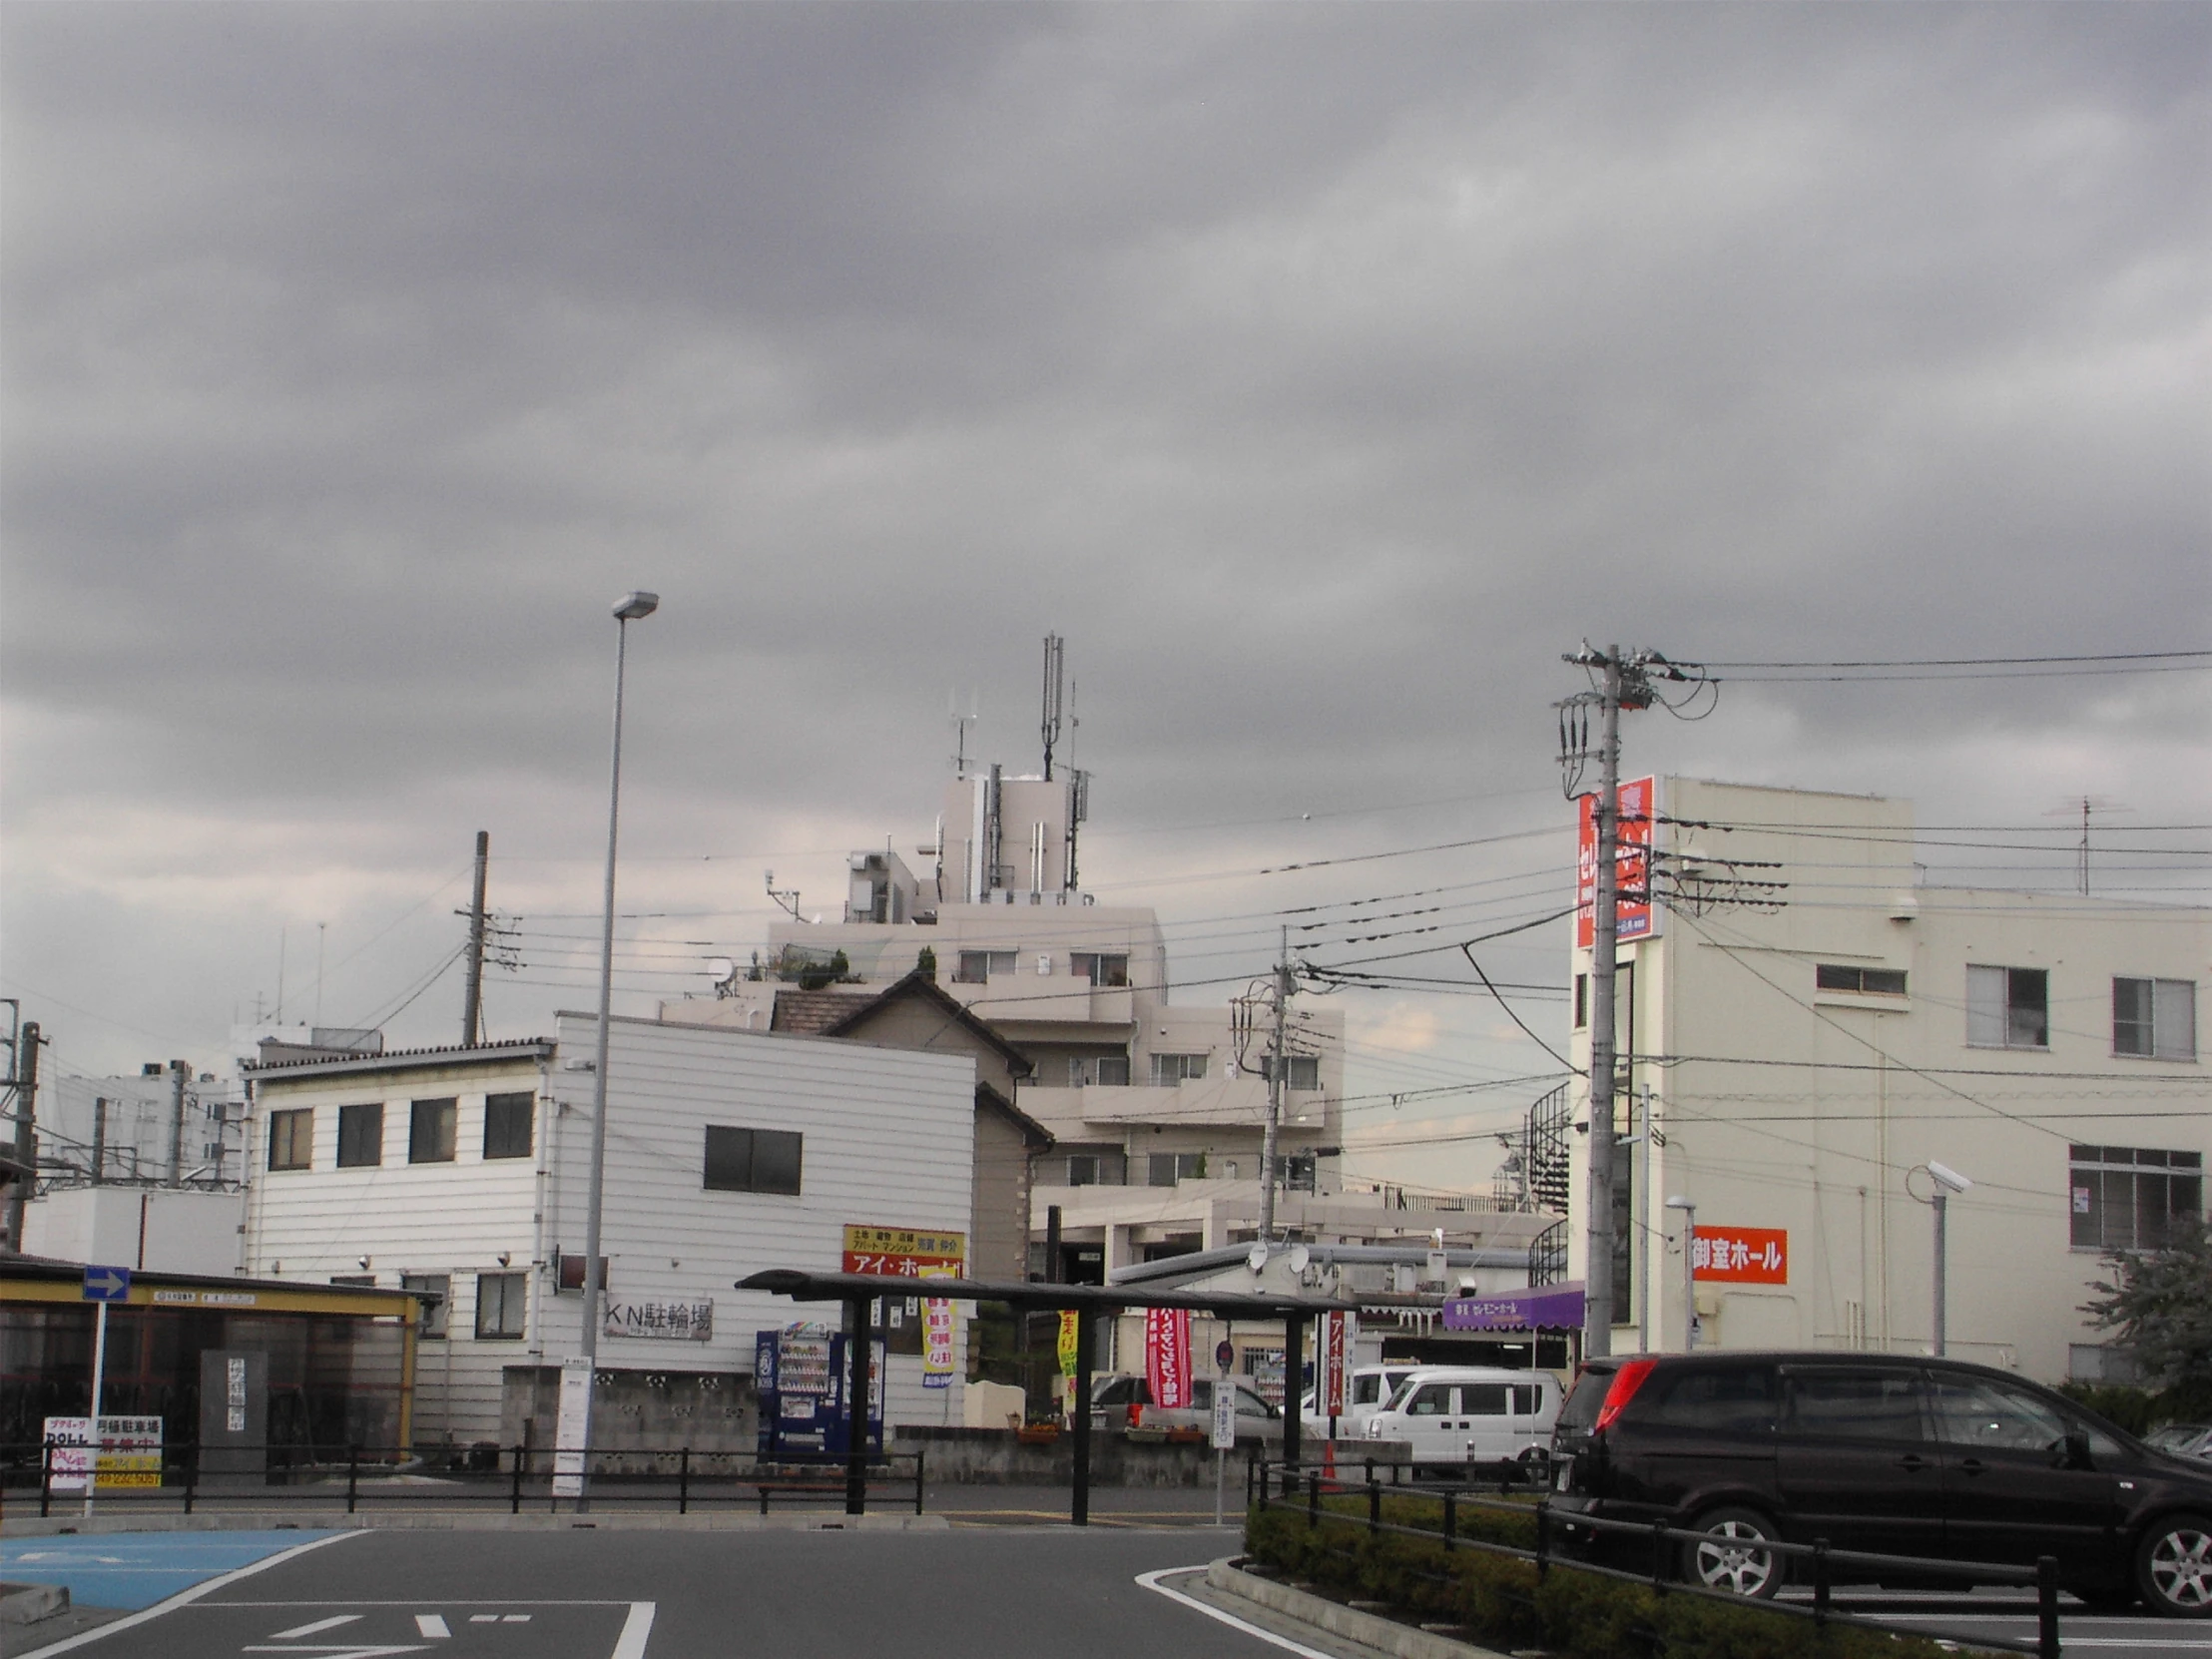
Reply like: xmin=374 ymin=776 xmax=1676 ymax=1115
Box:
xmin=1040 ymin=634 xmax=1065 ymax=781
xmin=950 ymin=691 xmax=977 ymax=778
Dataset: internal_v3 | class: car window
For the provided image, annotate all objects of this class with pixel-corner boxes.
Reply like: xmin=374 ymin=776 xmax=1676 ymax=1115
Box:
xmin=1557 ymin=1366 xmax=1616 ymax=1432
xmin=1354 ymin=1374 xmax=1382 ymax=1406
xmin=1236 ymin=1384 xmax=1278 ymax=1418
xmin=1786 ymin=1370 xmax=1928 ymax=1442
xmin=1093 ymin=1378 xmax=1136 ymax=1406
xmin=1933 ymin=1376 xmax=2074 ymax=1454
xmin=1189 ymin=1379 xmax=1213 ymax=1409
xmin=1510 ymin=1384 xmax=1542 ymax=1416
xmin=1463 ymin=1383 xmax=1511 ymax=1415
xmin=1641 ymin=1364 xmax=1779 ymax=1433
xmin=1404 ymin=1382 xmax=1454 ymax=1416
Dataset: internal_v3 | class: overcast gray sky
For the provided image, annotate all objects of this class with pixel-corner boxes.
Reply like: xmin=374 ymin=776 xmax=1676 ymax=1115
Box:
xmin=4 ymin=3 xmax=2206 ymax=1190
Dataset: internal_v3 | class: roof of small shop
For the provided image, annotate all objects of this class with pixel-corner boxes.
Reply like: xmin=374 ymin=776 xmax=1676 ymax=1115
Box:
xmin=738 ymin=1268 xmax=1356 ymax=1317
xmin=0 ymin=1254 xmax=429 ymax=1315
xmin=245 ymin=1037 xmax=556 ymax=1081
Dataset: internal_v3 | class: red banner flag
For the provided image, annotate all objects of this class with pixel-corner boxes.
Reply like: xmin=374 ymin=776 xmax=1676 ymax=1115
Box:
xmin=1144 ymin=1307 xmax=1192 ymax=1409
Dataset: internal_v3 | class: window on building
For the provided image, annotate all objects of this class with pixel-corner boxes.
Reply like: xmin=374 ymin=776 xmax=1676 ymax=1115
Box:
xmin=1284 ymin=1152 xmax=1318 ymax=1193
xmin=2114 ymin=978 xmax=2196 ymax=1060
xmin=1817 ymin=964 xmax=1909 ymax=997
xmin=474 ymin=1272 xmax=527 ymax=1340
xmin=1066 ymin=1055 xmax=1132 ymax=1087
xmin=401 ymin=1273 xmax=451 ymax=1340
xmin=329 ymin=1274 xmax=375 ymax=1288
xmin=1574 ymin=974 xmax=1587 ymax=1029
xmin=703 ymin=1125 xmax=804 ymax=1195
xmin=409 ymin=1098 xmax=457 ymax=1164
xmin=1967 ymin=965 xmax=2048 ymax=1049
xmin=1071 ymin=953 xmax=1130 ymax=987
xmin=953 ymin=949 xmax=1018 ymax=984
xmin=2070 ymin=1146 xmax=2203 ymax=1252
xmin=1260 ymin=1054 xmax=1322 ymax=1089
xmin=1066 ymin=1152 xmax=1126 ymax=1187
xmin=267 ymin=1108 xmax=312 ymax=1171
xmin=1150 ymin=1052 xmax=1209 ymax=1085
xmin=336 ymin=1103 xmax=384 ymax=1168
xmin=483 ymin=1091 xmax=535 ymax=1159
xmin=555 ymin=1255 xmax=608 ymax=1294
xmin=1147 ymin=1152 xmax=1207 ymax=1188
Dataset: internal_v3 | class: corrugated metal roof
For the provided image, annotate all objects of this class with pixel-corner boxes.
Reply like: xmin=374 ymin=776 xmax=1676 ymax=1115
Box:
xmin=245 ymin=1037 xmax=554 ymax=1080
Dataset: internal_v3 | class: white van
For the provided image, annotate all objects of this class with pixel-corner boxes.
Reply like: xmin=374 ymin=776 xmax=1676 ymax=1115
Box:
xmin=1301 ymin=1365 xmax=1420 ymax=1439
xmin=1363 ymin=1367 xmax=1563 ymax=1471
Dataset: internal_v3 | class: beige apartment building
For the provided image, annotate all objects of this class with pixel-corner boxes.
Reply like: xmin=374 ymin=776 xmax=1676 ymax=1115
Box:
xmin=1565 ymin=778 xmax=2207 ymax=1385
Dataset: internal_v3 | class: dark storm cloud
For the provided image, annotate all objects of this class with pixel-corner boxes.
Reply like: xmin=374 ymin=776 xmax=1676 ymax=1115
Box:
xmin=2 ymin=2 xmax=2204 ymax=1071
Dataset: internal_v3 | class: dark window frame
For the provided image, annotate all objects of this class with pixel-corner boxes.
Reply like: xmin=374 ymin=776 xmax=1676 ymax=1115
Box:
xmin=408 ymin=1098 xmax=458 ymax=1164
xmin=474 ymin=1271 xmax=527 ymax=1340
xmin=335 ymin=1102 xmax=384 ymax=1169
xmin=2069 ymin=1144 xmax=2204 ymax=1252
xmin=1817 ymin=963 xmax=1909 ymax=997
xmin=267 ymin=1108 xmax=312 ymax=1171
xmin=2114 ymin=977 xmax=2197 ymax=1061
xmin=483 ymin=1091 xmax=535 ymax=1160
xmin=703 ymin=1125 xmax=804 ymax=1196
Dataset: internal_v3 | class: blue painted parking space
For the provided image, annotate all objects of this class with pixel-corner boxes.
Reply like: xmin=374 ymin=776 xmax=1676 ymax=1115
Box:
xmin=0 ymin=1529 xmax=338 ymax=1609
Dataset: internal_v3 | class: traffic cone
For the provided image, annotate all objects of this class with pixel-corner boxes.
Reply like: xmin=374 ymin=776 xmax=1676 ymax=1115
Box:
xmin=1322 ymin=1435 xmax=1336 ymax=1489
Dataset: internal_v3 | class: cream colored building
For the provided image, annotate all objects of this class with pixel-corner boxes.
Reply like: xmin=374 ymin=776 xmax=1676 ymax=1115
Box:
xmin=1565 ymin=779 xmax=2207 ymax=1384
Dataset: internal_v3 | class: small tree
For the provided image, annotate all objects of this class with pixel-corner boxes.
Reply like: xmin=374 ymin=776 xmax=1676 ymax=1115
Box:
xmin=915 ymin=946 xmax=937 ymax=982
xmin=2081 ymin=1215 xmax=2212 ymax=1416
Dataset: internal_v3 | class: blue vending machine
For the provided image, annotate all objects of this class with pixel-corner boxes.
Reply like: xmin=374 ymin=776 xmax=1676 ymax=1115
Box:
xmin=756 ymin=1324 xmax=884 ymax=1460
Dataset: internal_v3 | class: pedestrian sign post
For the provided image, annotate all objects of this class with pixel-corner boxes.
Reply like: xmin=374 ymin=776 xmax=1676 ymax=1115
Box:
xmin=79 ymin=1266 xmax=131 ymax=1517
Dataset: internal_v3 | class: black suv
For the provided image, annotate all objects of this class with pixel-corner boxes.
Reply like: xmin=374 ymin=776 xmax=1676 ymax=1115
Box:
xmin=1549 ymin=1351 xmax=2212 ymax=1617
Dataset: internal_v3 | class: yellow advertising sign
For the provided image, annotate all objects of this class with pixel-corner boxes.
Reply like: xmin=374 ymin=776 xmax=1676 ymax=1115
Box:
xmin=1057 ymin=1310 xmax=1080 ymax=1377
xmin=841 ymin=1224 xmax=966 ymax=1277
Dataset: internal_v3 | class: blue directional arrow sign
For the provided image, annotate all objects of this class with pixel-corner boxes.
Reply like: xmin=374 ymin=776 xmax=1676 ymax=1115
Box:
xmin=82 ymin=1265 xmax=131 ymax=1302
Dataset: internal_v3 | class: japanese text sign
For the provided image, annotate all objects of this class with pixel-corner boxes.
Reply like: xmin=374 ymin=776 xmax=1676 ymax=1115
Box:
xmin=841 ymin=1224 xmax=966 ymax=1278
xmin=1690 ymin=1226 xmax=1788 ymax=1285
xmin=1577 ymin=776 xmax=1657 ymax=948
xmin=1145 ymin=1308 xmax=1192 ymax=1410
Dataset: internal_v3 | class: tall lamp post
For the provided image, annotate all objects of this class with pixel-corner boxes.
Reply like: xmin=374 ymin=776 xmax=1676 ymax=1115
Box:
xmin=1916 ymin=1162 xmax=1972 ymax=1357
xmin=578 ymin=590 xmax=658 ymax=1507
xmin=1665 ymin=1195 xmax=1697 ymax=1352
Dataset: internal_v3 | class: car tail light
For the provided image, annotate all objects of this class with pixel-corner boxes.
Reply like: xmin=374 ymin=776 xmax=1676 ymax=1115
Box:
xmin=1592 ymin=1359 xmax=1657 ymax=1432
xmin=1128 ymin=1401 xmax=1143 ymax=1427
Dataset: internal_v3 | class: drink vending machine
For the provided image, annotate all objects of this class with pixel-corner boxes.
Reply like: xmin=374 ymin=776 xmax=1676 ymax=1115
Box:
xmin=756 ymin=1323 xmax=884 ymax=1459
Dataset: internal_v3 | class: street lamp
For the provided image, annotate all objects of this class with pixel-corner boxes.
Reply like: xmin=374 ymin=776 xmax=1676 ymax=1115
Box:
xmin=1916 ymin=1162 xmax=1972 ymax=1357
xmin=578 ymin=589 xmax=658 ymax=1506
xmin=1665 ymin=1196 xmax=1697 ymax=1351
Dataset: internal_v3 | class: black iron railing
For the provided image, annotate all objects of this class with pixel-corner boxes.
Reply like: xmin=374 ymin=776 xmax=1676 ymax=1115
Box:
xmin=1248 ymin=1459 xmax=2061 ymax=1659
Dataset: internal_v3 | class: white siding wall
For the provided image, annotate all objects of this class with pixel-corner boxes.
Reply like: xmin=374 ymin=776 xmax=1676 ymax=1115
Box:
xmin=242 ymin=1021 xmax=977 ymax=1444
xmin=543 ymin=1014 xmax=975 ymax=1431
xmin=243 ymin=1054 xmax=546 ymax=1448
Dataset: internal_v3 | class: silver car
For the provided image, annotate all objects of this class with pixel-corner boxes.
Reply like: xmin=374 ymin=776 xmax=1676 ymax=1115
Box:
xmin=1089 ymin=1373 xmax=1282 ymax=1440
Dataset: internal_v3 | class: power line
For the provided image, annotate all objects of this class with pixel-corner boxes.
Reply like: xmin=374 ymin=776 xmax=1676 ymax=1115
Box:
xmin=1698 ymin=649 xmax=2211 ymax=670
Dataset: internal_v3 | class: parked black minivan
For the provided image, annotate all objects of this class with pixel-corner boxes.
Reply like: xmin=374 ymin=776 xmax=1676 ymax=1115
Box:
xmin=1549 ymin=1352 xmax=2212 ymax=1617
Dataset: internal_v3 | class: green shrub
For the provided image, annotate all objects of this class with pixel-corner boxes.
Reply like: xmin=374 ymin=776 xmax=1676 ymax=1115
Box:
xmin=1245 ymin=1501 xmax=1955 ymax=1659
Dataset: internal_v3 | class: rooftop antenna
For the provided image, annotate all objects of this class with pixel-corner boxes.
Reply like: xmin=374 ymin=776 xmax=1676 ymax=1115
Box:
xmin=950 ymin=690 xmax=977 ymax=778
xmin=2044 ymin=795 xmax=2129 ymax=896
xmin=1040 ymin=634 xmax=1064 ymax=781
xmin=766 ymin=868 xmax=804 ymax=921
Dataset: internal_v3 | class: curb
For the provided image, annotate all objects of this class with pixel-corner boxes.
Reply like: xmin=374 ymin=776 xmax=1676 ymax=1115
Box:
xmin=1 ymin=1510 xmax=948 ymax=1537
xmin=1 ymin=1581 xmax=71 ymax=1625
xmin=1207 ymin=1557 xmax=1509 ymax=1659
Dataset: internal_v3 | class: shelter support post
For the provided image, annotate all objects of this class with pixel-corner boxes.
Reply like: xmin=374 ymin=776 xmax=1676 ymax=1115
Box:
xmin=1283 ymin=1312 xmax=1303 ymax=1468
xmin=845 ymin=1294 xmax=871 ymax=1516
xmin=1071 ymin=1307 xmax=1095 ymax=1526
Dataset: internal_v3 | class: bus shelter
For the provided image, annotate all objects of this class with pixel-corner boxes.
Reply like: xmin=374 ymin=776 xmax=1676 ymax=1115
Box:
xmin=739 ymin=1268 xmax=1356 ymax=1523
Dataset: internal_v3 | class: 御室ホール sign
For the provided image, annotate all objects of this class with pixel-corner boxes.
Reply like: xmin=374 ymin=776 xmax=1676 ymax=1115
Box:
xmin=1690 ymin=1226 xmax=1787 ymax=1285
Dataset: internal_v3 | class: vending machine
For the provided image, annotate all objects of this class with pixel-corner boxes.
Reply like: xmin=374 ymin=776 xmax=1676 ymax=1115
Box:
xmin=755 ymin=1324 xmax=884 ymax=1459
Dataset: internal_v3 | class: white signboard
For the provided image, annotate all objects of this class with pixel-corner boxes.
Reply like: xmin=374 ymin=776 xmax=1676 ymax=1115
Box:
xmin=551 ymin=1359 xmax=593 ymax=1497
xmin=603 ymin=1300 xmax=714 ymax=1341
xmin=41 ymin=1415 xmax=164 ymax=1491
xmin=1211 ymin=1384 xmax=1237 ymax=1450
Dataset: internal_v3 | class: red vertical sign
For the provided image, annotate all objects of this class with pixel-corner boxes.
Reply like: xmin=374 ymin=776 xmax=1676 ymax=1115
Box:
xmin=1145 ymin=1308 xmax=1192 ymax=1409
xmin=1577 ymin=776 xmax=1657 ymax=948
xmin=1320 ymin=1312 xmax=1351 ymax=1417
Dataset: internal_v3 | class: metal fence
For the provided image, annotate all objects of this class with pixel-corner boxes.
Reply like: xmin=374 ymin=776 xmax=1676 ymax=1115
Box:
xmin=2 ymin=1441 xmax=926 ymax=1519
xmin=1249 ymin=1458 xmax=2061 ymax=1659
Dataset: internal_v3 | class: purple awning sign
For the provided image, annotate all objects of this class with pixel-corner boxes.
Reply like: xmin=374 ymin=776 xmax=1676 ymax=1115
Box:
xmin=1441 ymin=1283 xmax=1586 ymax=1332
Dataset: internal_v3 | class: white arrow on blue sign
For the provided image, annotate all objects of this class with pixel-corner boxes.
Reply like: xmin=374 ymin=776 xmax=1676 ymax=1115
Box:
xmin=82 ymin=1265 xmax=131 ymax=1302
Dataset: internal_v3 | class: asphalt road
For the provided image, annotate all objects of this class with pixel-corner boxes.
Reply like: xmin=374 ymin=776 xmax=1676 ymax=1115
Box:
xmin=9 ymin=1527 xmax=1297 ymax=1659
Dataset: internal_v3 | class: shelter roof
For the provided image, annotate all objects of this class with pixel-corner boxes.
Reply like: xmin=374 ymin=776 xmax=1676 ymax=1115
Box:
xmin=739 ymin=1268 xmax=1355 ymax=1318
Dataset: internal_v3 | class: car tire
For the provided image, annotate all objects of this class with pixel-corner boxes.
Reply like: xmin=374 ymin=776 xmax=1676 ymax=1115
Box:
xmin=2135 ymin=1512 xmax=2212 ymax=1618
xmin=1682 ymin=1506 xmax=1785 ymax=1599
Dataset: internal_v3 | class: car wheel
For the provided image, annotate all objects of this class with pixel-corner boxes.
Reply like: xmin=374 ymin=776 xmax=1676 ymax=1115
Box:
xmin=1682 ymin=1507 xmax=1784 ymax=1599
xmin=2136 ymin=1513 xmax=2212 ymax=1618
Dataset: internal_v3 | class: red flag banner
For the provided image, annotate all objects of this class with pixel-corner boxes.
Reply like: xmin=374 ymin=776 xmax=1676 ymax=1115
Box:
xmin=1144 ymin=1307 xmax=1192 ymax=1409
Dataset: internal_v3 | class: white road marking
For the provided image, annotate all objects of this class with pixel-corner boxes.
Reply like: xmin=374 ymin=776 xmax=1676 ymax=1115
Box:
xmin=502 ymin=1614 xmax=529 ymax=1622
xmin=273 ymin=1615 xmax=365 ymax=1639
xmin=470 ymin=1613 xmax=499 ymax=1622
xmin=610 ymin=1601 xmax=656 ymax=1659
xmin=1134 ymin=1567 xmax=1344 ymax=1659
xmin=242 ymin=1647 xmax=426 ymax=1658
xmin=12 ymin=1530 xmax=368 ymax=1659
xmin=415 ymin=1614 xmax=451 ymax=1637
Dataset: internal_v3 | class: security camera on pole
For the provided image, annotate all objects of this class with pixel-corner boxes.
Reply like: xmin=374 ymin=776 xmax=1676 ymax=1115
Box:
xmin=1911 ymin=1162 xmax=1973 ymax=1357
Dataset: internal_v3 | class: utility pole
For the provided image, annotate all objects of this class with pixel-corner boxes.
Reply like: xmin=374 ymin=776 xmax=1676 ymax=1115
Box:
xmin=1560 ymin=643 xmax=1678 ymax=1362
xmin=1259 ymin=928 xmax=1289 ymax=1241
xmin=168 ymin=1059 xmax=191 ymax=1186
xmin=5 ymin=1020 xmax=40 ymax=1252
xmin=461 ymin=830 xmax=490 ymax=1046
